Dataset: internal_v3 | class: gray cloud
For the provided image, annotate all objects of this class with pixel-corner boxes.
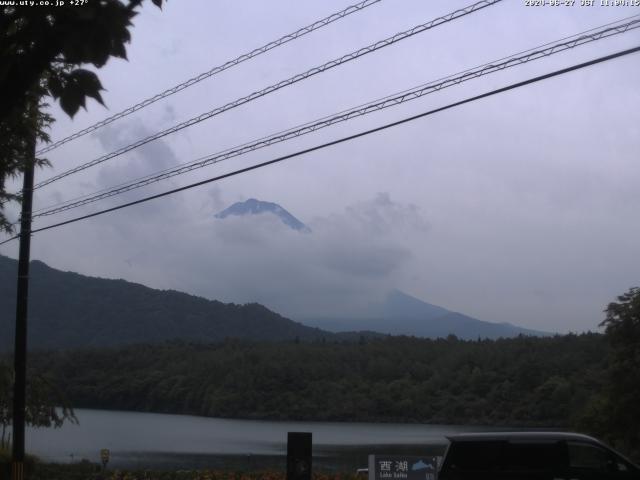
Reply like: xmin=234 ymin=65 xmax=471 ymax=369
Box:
xmin=94 ymin=120 xmax=178 ymax=189
xmin=26 ymin=191 xmax=427 ymax=320
xmin=175 ymin=192 xmax=426 ymax=318
xmin=321 ymin=246 xmax=409 ymax=278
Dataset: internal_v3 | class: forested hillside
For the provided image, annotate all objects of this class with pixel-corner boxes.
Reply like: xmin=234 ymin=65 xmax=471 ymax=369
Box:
xmin=0 ymin=256 xmax=543 ymax=349
xmin=0 ymin=255 xmax=333 ymax=350
xmin=27 ymin=333 xmax=607 ymax=426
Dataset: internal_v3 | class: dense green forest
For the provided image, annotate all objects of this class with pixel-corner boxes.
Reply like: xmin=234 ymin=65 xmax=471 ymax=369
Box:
xmin=26 ymin=334 xmax=606 ymax=426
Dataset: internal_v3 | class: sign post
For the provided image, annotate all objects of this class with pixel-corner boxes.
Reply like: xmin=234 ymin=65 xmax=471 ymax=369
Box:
xmin=286 ymin=432 xmax=312 ymax=480
xmin=100 ymin=449 xmax=110 ymax=471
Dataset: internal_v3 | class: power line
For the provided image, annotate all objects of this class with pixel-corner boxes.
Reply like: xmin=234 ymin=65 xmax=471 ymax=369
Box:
xmin=30 ymin=16 xmax=640 ymax=219
xmin=35 ymin=0 xmax=384 ymax=156
xmin=31 ymin=13 xmax=640 ymax=216
xmin=33 ymin=16 xmax=640 ymax=216
xmin=20 ymin=13 xmax=640 ymax=216
xmin=2 ymin=44 xmax=637 ymax=247
xmin=31 ymin=0 xmax=502 ymax=190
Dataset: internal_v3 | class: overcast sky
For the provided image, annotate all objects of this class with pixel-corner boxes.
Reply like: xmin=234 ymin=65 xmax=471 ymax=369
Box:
xmin=2 ymin=0 xmax=639 ymax=333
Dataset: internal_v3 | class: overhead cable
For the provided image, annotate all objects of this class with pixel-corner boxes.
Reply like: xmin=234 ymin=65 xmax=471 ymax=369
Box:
xmin=32 ymin=0 xmax=503 ymax=190
xmin=36 ymin=0 xmax=385 ymax=155
xmin=31 ymin=16 xmax=640 ymax=218
xmin=0 ymin=44 xmax=636 ymax=247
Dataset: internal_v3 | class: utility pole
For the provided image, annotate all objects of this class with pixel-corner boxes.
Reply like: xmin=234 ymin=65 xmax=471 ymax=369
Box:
xmin=11 ymin=135 xmax=35 ymax=480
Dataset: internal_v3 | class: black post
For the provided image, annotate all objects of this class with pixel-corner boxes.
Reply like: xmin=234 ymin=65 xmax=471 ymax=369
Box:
xmin=286 ymin=432 xmax=312 ymax=480
xmin=11 ymin=150 xmax=35 ymax=480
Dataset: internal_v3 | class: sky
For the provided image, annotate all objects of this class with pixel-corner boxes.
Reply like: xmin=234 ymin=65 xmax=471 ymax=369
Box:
xmin=2 ymin=0 xmax=639 ymax=333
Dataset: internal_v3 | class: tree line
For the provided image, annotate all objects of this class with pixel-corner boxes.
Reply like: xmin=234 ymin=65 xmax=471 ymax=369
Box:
xmin=23 ymin=334 xmax=607 ymax=427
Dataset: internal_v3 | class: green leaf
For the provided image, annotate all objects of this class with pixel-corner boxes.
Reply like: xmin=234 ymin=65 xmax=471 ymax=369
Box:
xmin=111 ymin=39 xmax=128 ymax=60
xmin=68 ymin=69 xmax=105 ymax=106
xmin=59 ymin=84 xmax=86 ymax=118
xmin=47 ymin=74 xmax=64 ymax=99
xmin=56 ymin=68 xmax=105 ymax=116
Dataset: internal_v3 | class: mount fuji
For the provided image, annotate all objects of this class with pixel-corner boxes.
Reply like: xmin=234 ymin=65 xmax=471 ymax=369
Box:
xmin=215 ymin=198 xmax=311 ymax=233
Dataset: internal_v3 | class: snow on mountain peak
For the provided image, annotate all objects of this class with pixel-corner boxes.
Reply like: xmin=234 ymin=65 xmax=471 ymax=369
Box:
xmin=214 ymin=198 xmax=311 ymax=233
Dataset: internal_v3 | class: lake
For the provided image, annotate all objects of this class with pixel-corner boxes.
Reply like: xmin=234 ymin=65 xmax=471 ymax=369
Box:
xmin=26 ymin=409 xmax=507 ymax=470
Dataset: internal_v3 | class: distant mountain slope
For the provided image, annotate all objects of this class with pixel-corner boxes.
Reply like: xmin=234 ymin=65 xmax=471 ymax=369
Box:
xmin=302 ymin=290 xmax=548 ymax=340
xmin=0 ymin=255 xmax=332 ymax=351
xmin=215 ymin=198 xmax=311 ymax=232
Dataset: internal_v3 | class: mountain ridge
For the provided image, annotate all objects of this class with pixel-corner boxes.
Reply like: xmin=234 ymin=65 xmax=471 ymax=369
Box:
xmin=301 ymin=290 xmax=549 ymax=339
xmin=0 ymin=256 xmax=547 ymax=352
xmin=0 ymin=255 xmax=332 ymax=351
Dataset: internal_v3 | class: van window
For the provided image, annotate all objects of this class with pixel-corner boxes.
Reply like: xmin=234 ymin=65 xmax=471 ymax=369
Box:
xmin=502 ymin=441 xmax=566 ymax=470
xmin=448 ymin=441 xmax=502 ymax=471
xmin=568 ymin=442 xmax=610 ymax=470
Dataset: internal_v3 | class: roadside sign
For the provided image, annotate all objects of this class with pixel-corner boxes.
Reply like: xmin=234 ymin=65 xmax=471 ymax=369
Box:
xmin=100 ymin=448 xmax=110 ymax=468
xmin=368 ymin=455 xmax=438 ymax=480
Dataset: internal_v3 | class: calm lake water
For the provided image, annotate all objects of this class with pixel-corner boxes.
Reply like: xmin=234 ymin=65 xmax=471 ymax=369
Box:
xmin=26 ymin=409 xmax=507 ymax=470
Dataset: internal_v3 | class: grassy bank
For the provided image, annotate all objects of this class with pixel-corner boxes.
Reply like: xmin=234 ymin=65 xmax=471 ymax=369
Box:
xmin=3 ymin=448 xmax=361 ymax=480
xmin=3 ymin=462 xmax=360 ymax=480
